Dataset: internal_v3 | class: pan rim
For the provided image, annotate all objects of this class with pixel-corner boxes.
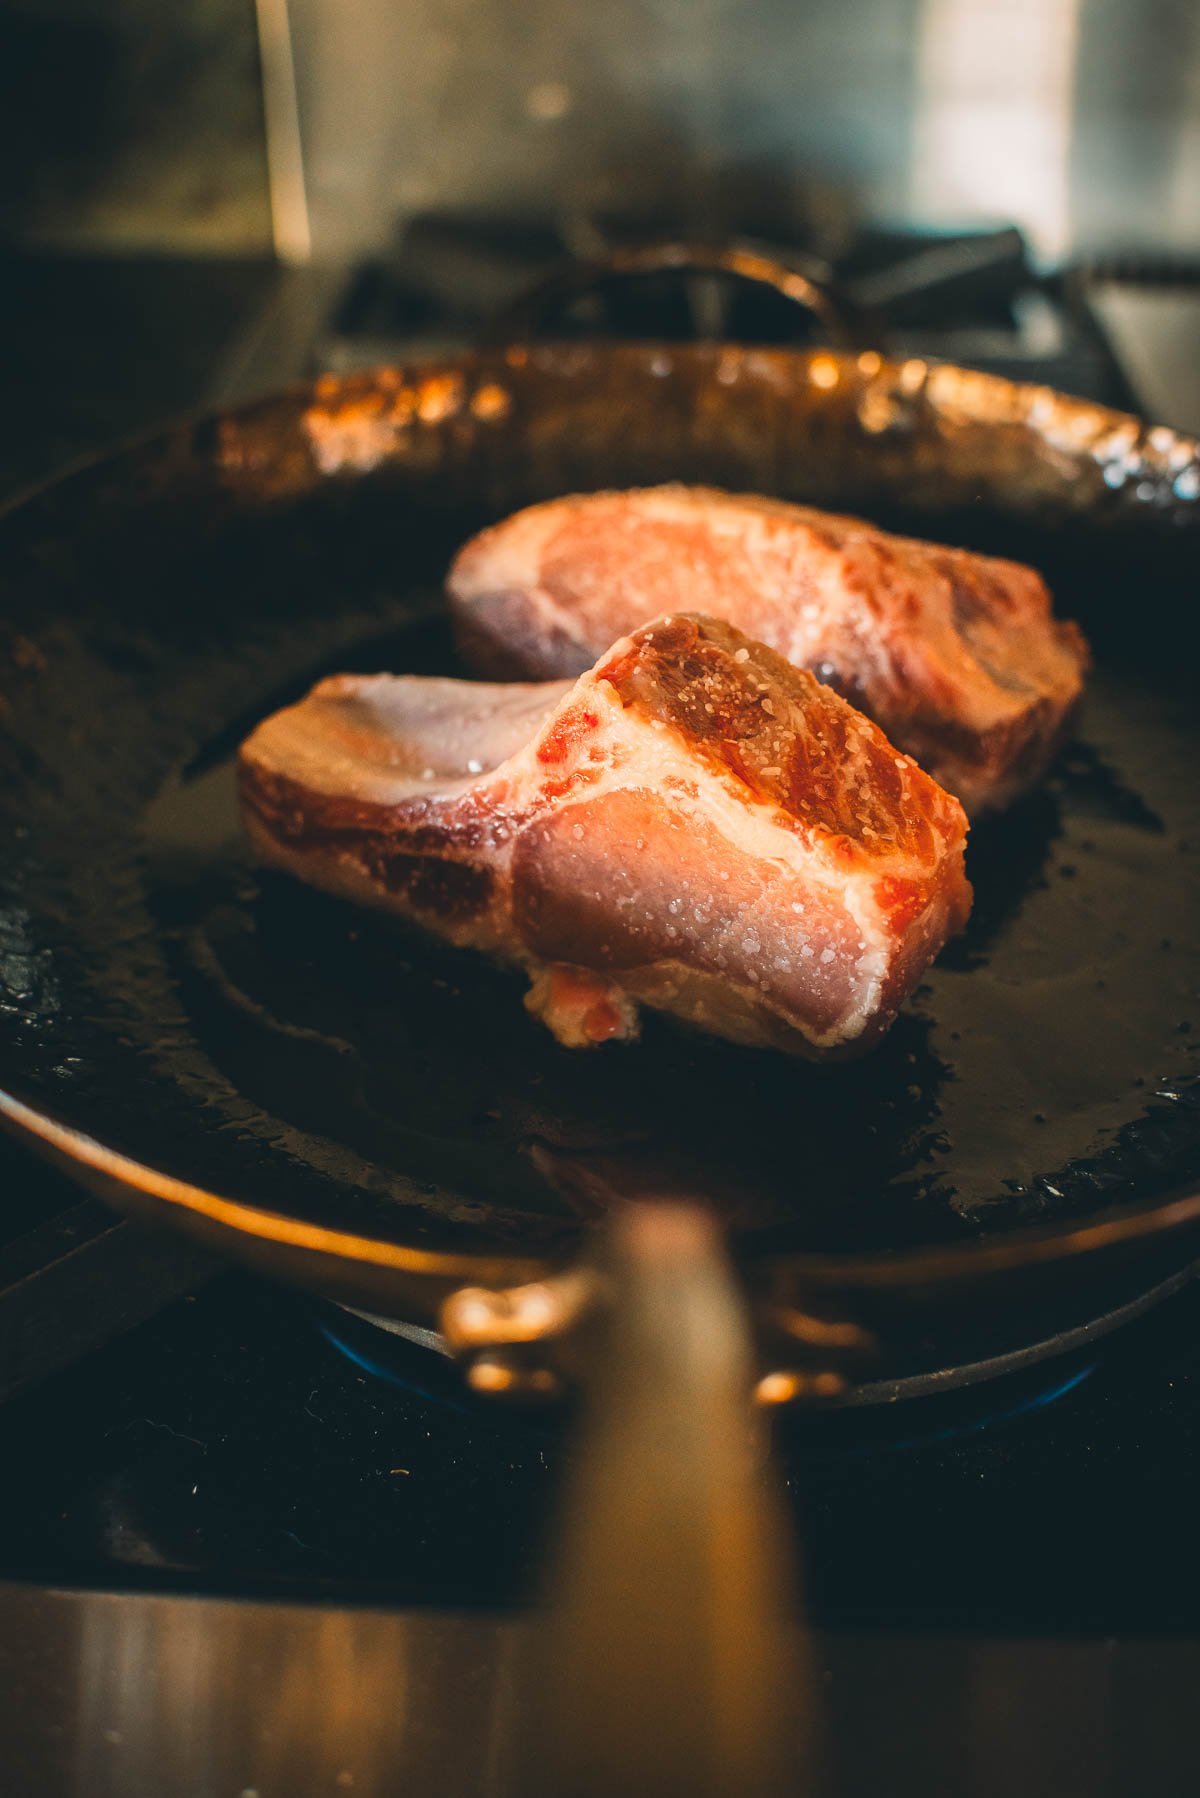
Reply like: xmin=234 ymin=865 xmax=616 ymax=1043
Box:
xmin=7 ymin=1080 xmax=1200 ymax=1297
xmin=4 ymin=337 xmax=1199 ymax=535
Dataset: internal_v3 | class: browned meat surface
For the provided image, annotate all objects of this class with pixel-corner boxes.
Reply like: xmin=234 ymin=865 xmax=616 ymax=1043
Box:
xmin=447 ymin=485 xmax=1090 ymax=813
xmin=239 ymin=614 xmax=971 ymax=1056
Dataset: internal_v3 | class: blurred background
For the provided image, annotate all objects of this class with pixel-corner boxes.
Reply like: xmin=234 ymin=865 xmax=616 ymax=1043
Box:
xmin=1 ymin=0 xmax=1198 ymax=486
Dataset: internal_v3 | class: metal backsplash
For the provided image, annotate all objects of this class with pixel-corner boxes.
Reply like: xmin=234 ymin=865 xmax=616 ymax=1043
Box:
xmin=1 ymin=0 xmax=271 ymax=254
xmin=5 ymin=0 xmax=1197 ymax=265
xmin=275 ymin=0 xmax=1200 ymax=265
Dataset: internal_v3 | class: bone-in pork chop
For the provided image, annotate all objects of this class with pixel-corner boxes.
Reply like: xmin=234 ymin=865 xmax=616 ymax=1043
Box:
xmin=239 ymin=614 xmax=971 ymax=1055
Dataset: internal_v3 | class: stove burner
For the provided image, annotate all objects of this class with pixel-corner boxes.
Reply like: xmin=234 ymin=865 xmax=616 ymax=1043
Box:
xmin=316 ymin=1309 xmax=482 ymax=1416
xmin=795 ymin=1360 xmax=1098 ymax=1465
xmin=316 ymin=1298 xmax=1100 ymax=1459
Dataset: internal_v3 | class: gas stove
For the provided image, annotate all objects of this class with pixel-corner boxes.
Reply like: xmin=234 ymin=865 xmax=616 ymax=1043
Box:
xmin=3 ymin=225 xmax=1200 ymax=1796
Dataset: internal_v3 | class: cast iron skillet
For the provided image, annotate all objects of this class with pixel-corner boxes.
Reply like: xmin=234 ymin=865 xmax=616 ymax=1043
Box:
xmin=2 ymin=260 xmax=1200 ymax=1406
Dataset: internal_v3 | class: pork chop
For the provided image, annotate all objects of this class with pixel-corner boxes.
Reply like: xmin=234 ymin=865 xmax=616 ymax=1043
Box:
xmin=239 ymin=613 xmax=971 ymax=1056
xmin=446 ymin=485 xmax=1089 ymax=813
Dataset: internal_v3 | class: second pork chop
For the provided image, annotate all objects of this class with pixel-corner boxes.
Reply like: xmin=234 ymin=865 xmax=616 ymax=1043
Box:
xmin=447 ymin=484 xmax=1090 ymax=814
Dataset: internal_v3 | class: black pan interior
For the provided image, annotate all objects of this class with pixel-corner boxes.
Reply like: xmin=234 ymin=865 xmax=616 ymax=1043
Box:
xmin=1 ymin=352 xmax=1198 ymax=1265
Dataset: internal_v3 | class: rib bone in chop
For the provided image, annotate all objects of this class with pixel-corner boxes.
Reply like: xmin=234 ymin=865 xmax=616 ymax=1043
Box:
xmin=447 ymin=485 xmax=1089 ymax=814
xmin=239 ymin=614 xmax=971 ymax=1056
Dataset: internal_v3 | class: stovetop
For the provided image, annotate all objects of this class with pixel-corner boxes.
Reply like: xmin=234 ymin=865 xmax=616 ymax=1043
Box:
xmin=3 ymin=1257 xmax=1200 ymax=1633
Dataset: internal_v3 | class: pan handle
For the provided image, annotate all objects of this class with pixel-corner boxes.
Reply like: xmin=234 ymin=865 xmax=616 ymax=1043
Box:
xmin=488 ymin=238 xmax=872 ymax=350
xmin=498 ymin=1203 xmax=817 ymax=1798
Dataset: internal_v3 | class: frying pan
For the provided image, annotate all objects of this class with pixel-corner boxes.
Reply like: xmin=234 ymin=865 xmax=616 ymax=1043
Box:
xmin=2 ymin=251 xmax=1200 ymax=1789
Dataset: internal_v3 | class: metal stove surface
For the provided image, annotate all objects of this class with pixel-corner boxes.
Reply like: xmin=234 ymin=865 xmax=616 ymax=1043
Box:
xmin=5 ymin=1582 xmax=1200 ymax=1798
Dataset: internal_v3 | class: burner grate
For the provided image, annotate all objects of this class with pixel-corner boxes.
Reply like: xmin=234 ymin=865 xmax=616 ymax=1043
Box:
xmin=319 ymin=214 xmax=1136 ymax=409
